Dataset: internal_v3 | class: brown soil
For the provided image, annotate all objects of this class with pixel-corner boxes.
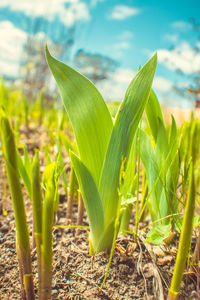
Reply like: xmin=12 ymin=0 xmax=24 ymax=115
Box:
xmin=0 ymin=127 xmax=199 ymax=300
xmin=0 ymin=198 xmax=199 ymax=300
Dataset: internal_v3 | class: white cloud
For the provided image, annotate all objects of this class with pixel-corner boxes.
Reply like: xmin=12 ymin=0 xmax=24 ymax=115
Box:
xmin=96 ymin=67 xmax=135 ymax=101
xmin=0 ymin=21 xmax=57 ymax=78
xmin=0 ymin=0 xmax=90 ymax=26
xmin=171 ymin=21 xmax=191 ymax=31
xmin=110 ymin=5 xmax=140 ymax=20
xmin=114 ymin=41 xmax=131 ymax=50
xmin=153 ymin=76 xmax=172 ymax=92
xmin=117 ymin=30 xmax=134 ymax=40
xmin=0 ymin=21 xmax=27 ymax=77
xmin=157 ymin=41 xmax=200 ymax=74
xmin=0 ymin=60 xmax=21 ymax=78
xmin=164 ymin=34 xmax=178 ymax=43
xmin=90 ymin=0 xmax=105 ymax=7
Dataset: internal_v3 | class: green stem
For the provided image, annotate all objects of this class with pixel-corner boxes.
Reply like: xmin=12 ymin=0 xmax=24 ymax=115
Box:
xmin=67 ymin=168 xmax=77 ymax=220
xmin=77 ymin=191 xmax=84 ymax=226
xmin=41 ymin=168 xmax=56 ymax=300
xmin=167 ymin=162 xmax=195 ymax=299
xmin=119 ymin=203 xmax=133 ymax=234
xmin=0 ymin=109 xmax=34 ymax=300
xmin=31 ymin=151 xmax=43 ymax=296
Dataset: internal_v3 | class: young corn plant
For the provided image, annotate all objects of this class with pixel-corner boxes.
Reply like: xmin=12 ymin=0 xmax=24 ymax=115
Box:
xmin=139 ymin=91 xmax=180 ymax=229
xmin=41 ymin=162 xmax=59 ymax=299
xmin=31 ymin=151 xmax=43 ymax=292
xmin=16 ymin=145 xmax=60 ymax=298
xmin=167 ymin=162 xmax=195 ymax=300
xmin=46 ymin=47 xmax=157 ymax=254
xmin=0 ymin=108 xmax=35 ymax=300
xmin=118 ymin=133 xmax=138 ymax=234
xmin=59 ymin=131 xmax=79 ymax=221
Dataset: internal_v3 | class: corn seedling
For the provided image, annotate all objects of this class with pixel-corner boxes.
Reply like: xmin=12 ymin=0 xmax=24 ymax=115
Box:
xmin=167 ymin=162 xmax=195 ymax=300
xmin=15 ymin=142 xmax=58 ymax=298
xmin=31 ymin=151 xmax=43 ymax=293
xmin=59 ymin=131 xmax=79 ymax=221
xmin=46 ymin=47 xmax=157 ymax=254
xmin=0 ymin=108 xmax=35 ymax=300
xmin=77 ymin=190 xmax=84 ymax=227
xmin=139 ymin=91 xmax=180 ymax=228
xmin=41 ymin=162 xmax=59 ymax=299
xmin=119 ymin=134 xmax=138 ymax=235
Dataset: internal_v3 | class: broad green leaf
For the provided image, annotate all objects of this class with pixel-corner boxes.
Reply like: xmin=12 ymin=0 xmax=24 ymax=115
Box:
xmin=122 ymin=134 xmax=137 ymax=197
xmin=165 ymin=151 xmax=179 ymax=217
xmin=57 ymin=135 xmax=68 ymax=188
xmin=96 ymin=217 xmax=115 ymax=253
xmin=139 ymin=129 xmax=162 ymax=220
xmin=59 ymin=131 xmax=76 ymax=155
xmin=46 ymin=47 xmax=113 ymax=184
xmin=145 ymin=223 xmax=172 ymax=245
xmin=70 ymin=151 xmax=104 ymax=250
xmin=169 ymin=116 xmax=178 ymax=159
xmin=100 ymin=54 xmax=157 ymax=223
xmin=145 ymin=89 xmax=164 ymax=142
xmin=155 ymin=120 xmax=169 ymax=168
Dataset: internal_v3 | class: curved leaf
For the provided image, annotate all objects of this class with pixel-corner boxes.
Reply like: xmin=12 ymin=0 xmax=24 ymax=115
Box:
xmin=70 ymin=151 xmax=104 ymax=250
xmin=100 ymin=54 xmax=157 ymax=223
xmin=46 ymin=47 xmax=113 ymax=184
xmin=145 ymin=89 xmax=165 ymax=142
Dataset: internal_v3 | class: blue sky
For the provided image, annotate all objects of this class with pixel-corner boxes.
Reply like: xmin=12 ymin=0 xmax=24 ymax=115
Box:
xmin=0 ymin=0 xmax=200 ymax=107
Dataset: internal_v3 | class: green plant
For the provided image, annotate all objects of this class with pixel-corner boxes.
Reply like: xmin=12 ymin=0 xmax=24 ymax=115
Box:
xmin=118 ymin=133 xmax=138 ymax=234
xmin=31 ymin=151 xmax=43 ymax=293
xmin=167 ymin=162 xmax=195 ymax=300
xmin=3 ymin=117 xmax=59 ymax=299
xmin=139 ymin=91 xmax=180 ymax=227
xmin=46 ymin=47 xmax=157 ymax=254
xmin=59 ymin=131 xmax=78 ymax=221
xmin=0 ymin=108 xmax=34 ymax=300
xmin=41 ymin=162 xmax=59 ymax=299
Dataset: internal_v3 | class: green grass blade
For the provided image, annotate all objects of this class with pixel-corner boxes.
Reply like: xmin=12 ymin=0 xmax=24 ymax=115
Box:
xmin=46 ymin=47 xmax=113 ymax=184
xmin=70 ymin=151 xmax=104 ymax=252
xmin=17 ymin=150 xmax=31 ymax=198
xmin=0 ymin=111 xmax=30 ymax=252
xmin=59 ymin=131 xmax=77 ymax=155
xmin=139 ymin=129 xmax=162 ymax=220
xmin=31 ymin=150 xmax=42 ymax=296
xmin=100 ymin=54 xmax=157 ymax=224
xmin=168 ymin=163 xmax=195 ymax=299
xmin=57 ymin=135 xmax=68 ymax=188
xmin=0 ymin=109 xmax=34 ymax=299
xmin=122 ymin=134 xmax=137 ymax=197
xmin=32 ymin=151 xmax=43 ymax=235
xmin=41 ymin=164 xmax=57 ymax=300
xmin=24 ymin=145 xmax=32 ymax=176
xmin=145 ymin=89 xmax=164 ymax=141
xmin=155 ymin=120 xmax=169 ymax=167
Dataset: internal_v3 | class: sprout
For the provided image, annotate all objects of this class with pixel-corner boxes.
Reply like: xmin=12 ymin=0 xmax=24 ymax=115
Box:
xmin=0 ymin=108 xmax=35 ymax=300
xmin=46 ymin=47 xmax=157 ymax=254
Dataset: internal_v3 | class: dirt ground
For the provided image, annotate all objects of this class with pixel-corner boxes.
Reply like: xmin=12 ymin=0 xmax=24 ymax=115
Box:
xmin=0 ymin=126 xmax=199 ymax=299
xmin=0 ymin=195 xmax=199 ymax=300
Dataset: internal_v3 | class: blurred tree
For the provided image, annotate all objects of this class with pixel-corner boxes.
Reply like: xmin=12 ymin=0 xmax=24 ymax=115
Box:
xmin=20 ymin=27 xmax=74 ymax=101
xmin=74 ymin=49 xmax=118 ymax=84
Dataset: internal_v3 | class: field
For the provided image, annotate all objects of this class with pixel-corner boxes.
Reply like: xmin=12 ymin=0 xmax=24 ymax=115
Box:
xmin=0 ymin=52 xmax=199 ymax=300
